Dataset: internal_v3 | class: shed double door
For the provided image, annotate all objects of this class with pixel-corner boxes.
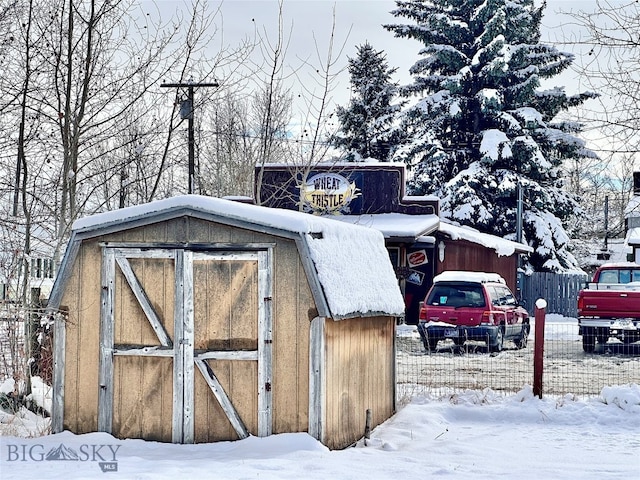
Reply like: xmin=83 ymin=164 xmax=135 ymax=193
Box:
xmin=98 ymin=246 xmax=273 ymax=443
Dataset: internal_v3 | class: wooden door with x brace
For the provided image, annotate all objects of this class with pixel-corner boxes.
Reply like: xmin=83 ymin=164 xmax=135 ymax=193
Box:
xmin=97 ymin=245 xmax=273 ymax=443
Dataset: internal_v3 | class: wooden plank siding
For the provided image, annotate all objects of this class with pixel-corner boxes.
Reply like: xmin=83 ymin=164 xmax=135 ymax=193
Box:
xmin=520 ymin=271 xmax=587 ymax=318
xmin=112 ymin=255 xmax=175 ymax=442
xmin=59 ymin=216 xmax=313 ymax=442
xmin=61 ymin=238 xmax=104 ymax=434
xmin=323 ymin=316 xmax=395 ymax=450
xmin=192 ymin=258 xmax=259 ymax=442
xmin=272 ymin=239 xmax=312 ymax=435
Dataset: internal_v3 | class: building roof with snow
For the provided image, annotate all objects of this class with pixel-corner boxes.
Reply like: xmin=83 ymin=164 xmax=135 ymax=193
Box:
xmin=323 ymin=213 xmax=439 ymax=243
xmin=325 ymin=214 xmax=531 ymax=256
xmin=439 ymin=220 xmax=533 ymax=256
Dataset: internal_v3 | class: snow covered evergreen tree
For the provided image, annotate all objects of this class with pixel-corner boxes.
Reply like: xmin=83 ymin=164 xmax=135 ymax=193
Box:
xmin=333 ymin=42 xmax=402 ymax=161
xmin=385 ymin=0 xmax=598 ymax=272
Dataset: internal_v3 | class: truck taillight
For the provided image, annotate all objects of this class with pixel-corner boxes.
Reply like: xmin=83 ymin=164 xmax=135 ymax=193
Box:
xmin=577 ymin=295 xmax=584 ymax=311
xmin=481 ymin=311 xmax=493 ymax=324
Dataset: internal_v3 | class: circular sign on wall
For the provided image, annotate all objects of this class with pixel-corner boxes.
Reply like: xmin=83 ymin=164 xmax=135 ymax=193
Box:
xmin=299 ymin=173 xmax=361 ymax=215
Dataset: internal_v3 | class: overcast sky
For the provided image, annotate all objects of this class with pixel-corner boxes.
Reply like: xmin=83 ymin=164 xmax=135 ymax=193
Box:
xmin=146 ymin=0 xmax=596 ymax=97
xmin=140 ymin=0 xmax=608 ymax=149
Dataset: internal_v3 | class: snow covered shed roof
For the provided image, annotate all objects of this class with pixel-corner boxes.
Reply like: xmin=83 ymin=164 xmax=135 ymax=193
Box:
xmin=439 ymin=221 xmax=533 ymax=256
xmin=49 ymin=195 xmax=405 ymax=320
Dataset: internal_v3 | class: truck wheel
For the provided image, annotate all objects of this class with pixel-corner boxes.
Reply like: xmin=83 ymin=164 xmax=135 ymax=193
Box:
xmin=596 ymin=327 xmax=609 ymax=345
xmin=489 ymin=327 xmax=504 ymax=352
xmin=582 ymin=328 xmax=596 ymax=353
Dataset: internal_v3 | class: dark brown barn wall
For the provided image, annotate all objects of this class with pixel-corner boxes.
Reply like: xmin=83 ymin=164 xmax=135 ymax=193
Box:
xmin=439 ymin=239 xmax=518 ymax=292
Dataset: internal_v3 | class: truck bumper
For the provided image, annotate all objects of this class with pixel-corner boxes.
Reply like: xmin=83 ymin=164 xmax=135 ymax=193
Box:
xmin=578 ymin=318 xmax=640 ymax=331
xmin=418 ymin=322 xmax=500 ymax=344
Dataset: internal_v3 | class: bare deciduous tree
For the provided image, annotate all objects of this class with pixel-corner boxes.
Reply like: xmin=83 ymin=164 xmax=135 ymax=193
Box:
xmin=554 ymin=1 xmax=640 ymax=243
xmin=564 ymin=1 xmax=640 ymax=153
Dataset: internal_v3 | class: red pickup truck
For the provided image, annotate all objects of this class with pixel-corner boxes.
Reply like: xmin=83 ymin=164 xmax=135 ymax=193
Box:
xmin=577 ymin=263 xmax=640 ymax=352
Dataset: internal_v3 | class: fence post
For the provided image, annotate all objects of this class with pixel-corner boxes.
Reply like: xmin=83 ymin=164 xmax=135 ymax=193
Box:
xmin=533 ymin=299 xmax=547 ymax=398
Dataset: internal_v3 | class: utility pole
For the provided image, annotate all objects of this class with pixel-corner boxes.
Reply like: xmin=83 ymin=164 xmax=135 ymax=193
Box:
xmin=604 ymin=195 xmax=609 ymax=250
xmin=515 ymin=177 xmax=524 ymax=302
xmin=161 ymin=79 xmax=219 ymax=194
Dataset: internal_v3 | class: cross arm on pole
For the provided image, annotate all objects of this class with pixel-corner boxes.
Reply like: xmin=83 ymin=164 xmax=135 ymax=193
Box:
xmin=160 ymin=80 xmax=220 ymax=194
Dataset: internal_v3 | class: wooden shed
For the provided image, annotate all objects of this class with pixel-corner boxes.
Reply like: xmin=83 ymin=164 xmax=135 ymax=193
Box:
xmin=47 ymin=195 xmax=405 ymax=450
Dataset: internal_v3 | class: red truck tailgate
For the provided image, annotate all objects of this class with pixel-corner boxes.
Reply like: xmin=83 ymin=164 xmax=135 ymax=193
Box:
xmin=579 ymin=285 xmax=640 ymax=318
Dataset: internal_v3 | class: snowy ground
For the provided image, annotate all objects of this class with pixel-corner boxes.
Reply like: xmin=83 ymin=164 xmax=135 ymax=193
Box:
xmin=1 ymin=385 xmax=639 ymax=479
xmin=1 ymin=314 xmax=639 ymax=479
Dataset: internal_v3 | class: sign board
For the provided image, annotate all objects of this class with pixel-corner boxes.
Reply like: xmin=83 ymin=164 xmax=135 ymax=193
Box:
xmin=407 ymin=249 xmax=428 ymax=267
xmin=256 ymin=164 xmax=437 ymax=216
xmin=299 ymin=173 xmax=361 ymax=215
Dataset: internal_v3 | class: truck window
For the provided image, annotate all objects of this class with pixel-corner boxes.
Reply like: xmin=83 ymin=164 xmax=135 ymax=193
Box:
xmin=488 ymin=286 xmax=502 ymax=306
xmin=598 ymin=270 xmax=618 ymax=284
xmin=633 ymin=270 xmax=640 ymax=283
xmin=500 ymin=287 xmax=517 ymax=306
xmin=619 ymin=270 xmax=631 ymax=283
xmin=427 ymin=284 xmax=486 ymax=307
xmin=427 ymin=286 xmax=453 ymax=306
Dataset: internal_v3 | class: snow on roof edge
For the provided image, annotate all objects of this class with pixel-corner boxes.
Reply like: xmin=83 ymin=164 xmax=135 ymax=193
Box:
xmin=72 ymin=195 xmax=315 ymax=234
xmin=625 ymin=227 xmax=640 ymax=245
xmin=323 ymin=213 xmax=439 ymax=239
xmin=439 ymin=220 xmax=533 ymax=256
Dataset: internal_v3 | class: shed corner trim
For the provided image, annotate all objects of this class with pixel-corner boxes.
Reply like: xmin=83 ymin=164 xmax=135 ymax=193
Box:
xmin=308 ymin=316 xmax=326 ymax=442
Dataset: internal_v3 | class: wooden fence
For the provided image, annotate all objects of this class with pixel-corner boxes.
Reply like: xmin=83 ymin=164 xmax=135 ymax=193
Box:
xmin=519 ymin=272 xmax=588 ymax=318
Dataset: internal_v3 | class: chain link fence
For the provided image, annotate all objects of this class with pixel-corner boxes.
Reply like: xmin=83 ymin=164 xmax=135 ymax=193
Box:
xmin=397 ymin=318 xmax=640 ymax=405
